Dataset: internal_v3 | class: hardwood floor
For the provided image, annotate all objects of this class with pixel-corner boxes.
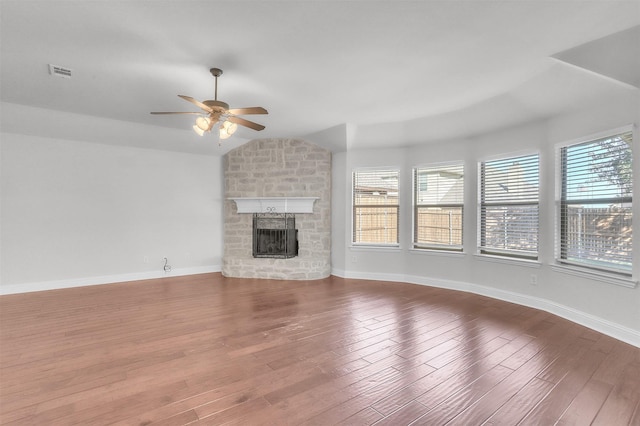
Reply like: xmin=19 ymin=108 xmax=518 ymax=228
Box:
xmin=1 ymin=273 xmax=639 ymax=425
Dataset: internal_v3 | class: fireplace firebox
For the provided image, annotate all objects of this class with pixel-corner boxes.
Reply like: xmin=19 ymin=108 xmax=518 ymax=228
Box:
xmin=253 ymin=213 xmax=298 ymax=258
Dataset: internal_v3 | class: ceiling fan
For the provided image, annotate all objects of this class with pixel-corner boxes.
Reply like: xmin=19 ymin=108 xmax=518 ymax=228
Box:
xmin=151 ymin=67 xmax=267 ymax=143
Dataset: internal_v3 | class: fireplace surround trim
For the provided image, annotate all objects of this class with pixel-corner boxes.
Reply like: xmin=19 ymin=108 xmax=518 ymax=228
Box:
xmin=229 ymin=197 xmax=319 ymax=214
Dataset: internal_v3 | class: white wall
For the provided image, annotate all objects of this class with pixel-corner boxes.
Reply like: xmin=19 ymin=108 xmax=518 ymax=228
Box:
xmin=1 ymin=132 xmax=223 ymax=294
xmin=331 ymin=151 xmax=347 ymax=273
xmin=332 ymin=92 xmax=640 ymax=347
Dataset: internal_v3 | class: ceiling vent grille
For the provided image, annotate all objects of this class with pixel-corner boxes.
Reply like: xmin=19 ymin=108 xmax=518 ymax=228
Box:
xmin=48 ymin=64 xmax=72 ymax=78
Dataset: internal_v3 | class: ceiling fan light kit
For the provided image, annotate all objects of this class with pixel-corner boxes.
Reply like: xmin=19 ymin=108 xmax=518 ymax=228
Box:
xmin=151 ymin=67 xmax=267 ymax=145
xmin=220 ymin=120 xmax=238 ymax=139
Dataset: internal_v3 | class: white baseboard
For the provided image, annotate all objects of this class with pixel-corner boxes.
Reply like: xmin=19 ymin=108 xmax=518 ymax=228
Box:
xmin=0 ymin=265 xmax=221 ymax=295
xmin=332 ymin=268 xmax=406 ymax=283
xmin=332 ymin=268 xmax=640 ymax=349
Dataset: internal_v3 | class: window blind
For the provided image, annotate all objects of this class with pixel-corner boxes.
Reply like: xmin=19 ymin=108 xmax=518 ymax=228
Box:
xmin=414 ymin=163 xmax=464 ymax=250
xmin=559 ymin=131 xmax=633 ymax=274
xmin=353 ymin=169 xmax=399 ymax=245
xmin=480 ymin=154 xmax=539 ymax=258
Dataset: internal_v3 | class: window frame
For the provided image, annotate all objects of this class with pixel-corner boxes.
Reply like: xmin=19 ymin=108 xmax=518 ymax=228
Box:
xmin=555 ymin=126 xmax=634 ymax=277
xmin=351 ymin=167 xmax=400 ymax=247
xmin=478 ymin=152 xmax=540 ymax=260
xmin=412 ymin=161 xmax=465 ymax=252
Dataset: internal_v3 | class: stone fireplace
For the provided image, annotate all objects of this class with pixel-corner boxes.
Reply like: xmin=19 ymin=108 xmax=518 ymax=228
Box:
xmin=222 ymin=139 xmax=331 ymax=280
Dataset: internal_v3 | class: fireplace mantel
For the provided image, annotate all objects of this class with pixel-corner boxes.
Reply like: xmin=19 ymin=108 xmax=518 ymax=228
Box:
xmin=229 ymin=197 xmax=319 ymax=214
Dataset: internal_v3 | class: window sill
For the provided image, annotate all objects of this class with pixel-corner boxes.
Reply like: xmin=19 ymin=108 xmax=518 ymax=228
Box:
xmin=350 ymin=244 xmax=401 ymax=253
xmin=551 ymin=264 xmax=637 ymax=288
xmin=474 ymin=253 xmax=541 ymax=268
xmin=410 ymin=248 xmax=465 ymax=258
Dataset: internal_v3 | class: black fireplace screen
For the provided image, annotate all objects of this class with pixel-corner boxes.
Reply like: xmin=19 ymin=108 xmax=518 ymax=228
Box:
xmin=253 ymin=213 xmax=298 ymax=258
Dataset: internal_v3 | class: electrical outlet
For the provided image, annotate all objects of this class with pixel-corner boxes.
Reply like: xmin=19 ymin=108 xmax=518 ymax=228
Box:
xmin=143 ymin=256 xmax=149 ymax=264
xmin=530 ymin=274 xmax=538 ymax=286
xmin=351 ymin=255 xmax=358 ymax=263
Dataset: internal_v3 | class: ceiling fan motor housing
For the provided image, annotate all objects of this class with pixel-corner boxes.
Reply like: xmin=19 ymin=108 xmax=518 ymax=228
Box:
xmin=203 ymin=100 xmax=230 ymax=112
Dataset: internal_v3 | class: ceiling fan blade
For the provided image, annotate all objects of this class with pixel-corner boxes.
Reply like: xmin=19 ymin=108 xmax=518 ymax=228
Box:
xmin=227 ymin=107 xmax=268 ymax=115
xmin=150 ymin=111 xmax=202 ymax=115
xmin=227 ymin=116 xmax=265 ymax=131
xmin=178 ymin=95 xmax=213 ymax=113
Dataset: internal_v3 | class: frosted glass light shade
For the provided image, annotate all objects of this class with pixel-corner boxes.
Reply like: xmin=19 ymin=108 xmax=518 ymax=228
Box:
xmin=219 ymin=120 xmax=238 ymax=139
xmin=193 ymin=124 xmax=205 ymax=136
xmin=195 ymin=116 xmax=211 ymax=131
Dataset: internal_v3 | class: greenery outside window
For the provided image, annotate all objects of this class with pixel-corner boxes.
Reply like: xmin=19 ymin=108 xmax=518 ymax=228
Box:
xmin=352 ymin=169 xmax=399 ymax=245
xmin=558 ymin=130 xmax=633 ymax=275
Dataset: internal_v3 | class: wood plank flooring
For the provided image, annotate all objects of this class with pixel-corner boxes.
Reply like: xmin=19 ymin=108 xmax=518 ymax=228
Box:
xmin=1 ymin=273 xmax=639 ymax=425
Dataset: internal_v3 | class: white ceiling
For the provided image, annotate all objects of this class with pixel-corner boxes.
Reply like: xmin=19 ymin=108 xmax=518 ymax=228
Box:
xmin=1 ymin=1 xmax=639 ymax=155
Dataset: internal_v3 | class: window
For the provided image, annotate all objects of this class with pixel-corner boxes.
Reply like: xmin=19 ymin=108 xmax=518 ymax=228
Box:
xmin=413 ymin=163 xmax=464 ymax=251
xmin=353 ymin=169 xmax=399 ymax=245
xmin=559 ymin=130 xmax=633 ymax=275
xmin=479 ymin=154 xmax=539 ymax=259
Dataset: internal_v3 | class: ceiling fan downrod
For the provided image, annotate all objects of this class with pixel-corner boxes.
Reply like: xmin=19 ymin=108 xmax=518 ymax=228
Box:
xmin=210 ymin=68 xmax=223 ymax=101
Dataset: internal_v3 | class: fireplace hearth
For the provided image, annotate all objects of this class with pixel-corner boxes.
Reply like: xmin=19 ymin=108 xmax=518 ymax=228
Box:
xmin=253 ymin=213 xmax=298 ymax=258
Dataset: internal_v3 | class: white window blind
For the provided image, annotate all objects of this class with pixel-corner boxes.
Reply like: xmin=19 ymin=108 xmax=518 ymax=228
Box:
xmin=480 ymin=154 xmax=539 ymax=259
xmin=353 ymin=169 xmax=399 ymax=245
xmin=414 ymin=163 xmax=464 ymax=250
xmin=559 ymin=131 xmax=633 ymax=274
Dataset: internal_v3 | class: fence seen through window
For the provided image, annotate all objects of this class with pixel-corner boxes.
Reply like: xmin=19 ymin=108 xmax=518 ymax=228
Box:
xmin=480 ymin=154 xmax=540 ymax=259
xmin=353 ymin=169 xmax=399 ymax=245
xmin=414 ymin=163 xmax=464 ymax=250
xmin=559 ymin=130 xmax=633 ymax=274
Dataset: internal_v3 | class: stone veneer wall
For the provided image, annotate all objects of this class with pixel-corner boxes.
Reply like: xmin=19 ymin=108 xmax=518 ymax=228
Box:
xmin=222 ymin=138 xmax=331 ymax=279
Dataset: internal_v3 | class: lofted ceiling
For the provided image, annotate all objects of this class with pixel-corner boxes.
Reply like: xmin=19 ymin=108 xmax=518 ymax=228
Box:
xmin=1 ymin=1 xmax=639 ymax=155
